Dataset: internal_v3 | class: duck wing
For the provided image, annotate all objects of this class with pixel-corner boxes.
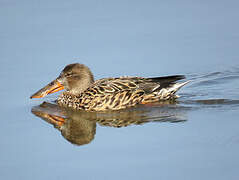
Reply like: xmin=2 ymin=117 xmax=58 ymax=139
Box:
xmin=89 ymin=75 xmax=185 ymax=94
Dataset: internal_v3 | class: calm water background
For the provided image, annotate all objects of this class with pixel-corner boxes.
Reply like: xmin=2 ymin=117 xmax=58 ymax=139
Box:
xmin=1 ymin=0 xmax=239 ymax=179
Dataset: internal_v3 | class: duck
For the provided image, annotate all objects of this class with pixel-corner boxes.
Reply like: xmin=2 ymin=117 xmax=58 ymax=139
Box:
xmin=30 ymin=63 xmax=189 ymax=111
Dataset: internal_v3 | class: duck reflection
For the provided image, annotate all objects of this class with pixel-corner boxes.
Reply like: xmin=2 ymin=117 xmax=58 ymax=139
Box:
xmin=31 ymin=101 xmax=187 ymax=146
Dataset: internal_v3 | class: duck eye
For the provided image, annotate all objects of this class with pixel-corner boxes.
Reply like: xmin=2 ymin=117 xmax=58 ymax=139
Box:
xmin=65 ymin=72 xmax=73 ymax=77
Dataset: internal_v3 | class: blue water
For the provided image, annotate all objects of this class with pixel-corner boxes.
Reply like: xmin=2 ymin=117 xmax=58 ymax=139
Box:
xmin=1 ymin=1 xmax=239 ymax=179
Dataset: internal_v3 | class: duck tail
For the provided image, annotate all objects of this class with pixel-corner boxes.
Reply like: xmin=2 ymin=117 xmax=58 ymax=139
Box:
xmin=149 ymin=75 xmax=187 ymax=92
xmin=168 ymin=80 xmax=190 ymax=93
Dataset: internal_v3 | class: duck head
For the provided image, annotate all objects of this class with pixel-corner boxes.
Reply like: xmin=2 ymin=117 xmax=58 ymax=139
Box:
xmin=30 ymin=63 xmax=94 ymax=98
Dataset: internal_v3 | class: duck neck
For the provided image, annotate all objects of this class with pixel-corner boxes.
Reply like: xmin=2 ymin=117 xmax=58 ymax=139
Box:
xmin=68 ymin=75 xmax=94 ymax=96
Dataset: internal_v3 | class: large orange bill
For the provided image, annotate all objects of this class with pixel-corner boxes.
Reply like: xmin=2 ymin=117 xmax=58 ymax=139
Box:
xmin=30 ymin=79 xmax=64 ymax=99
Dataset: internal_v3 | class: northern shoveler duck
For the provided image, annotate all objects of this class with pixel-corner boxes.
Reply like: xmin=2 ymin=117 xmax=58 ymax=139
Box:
xmin=30 ymin=63 xmax=189 ymax=111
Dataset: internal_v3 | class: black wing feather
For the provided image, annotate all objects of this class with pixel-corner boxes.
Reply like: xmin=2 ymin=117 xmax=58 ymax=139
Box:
xmin=145 ymin=75 xmax=185 ymax=92
xmin=148 ymin=75 xmax=185 ymax=83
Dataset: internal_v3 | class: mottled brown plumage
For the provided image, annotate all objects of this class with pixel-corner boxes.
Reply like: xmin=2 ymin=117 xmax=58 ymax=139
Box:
xmin=31 ymin=63 xmax=189 ymax=111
